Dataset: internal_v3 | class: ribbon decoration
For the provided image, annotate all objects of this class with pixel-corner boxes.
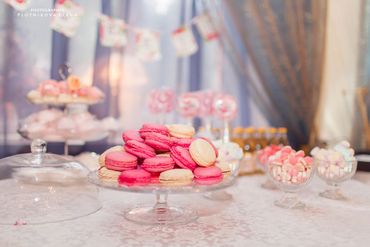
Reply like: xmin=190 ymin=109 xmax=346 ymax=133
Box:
xmin=171 ymin=26 xmax=198 ymax=57
xmin=134 ymin=29 xmax=162 ymax=62
xmin=193 ymin=12 xmax=219 ymax=41
xmin=99 ymin=14 xmax=127 ymax=48
xmin=50 ymin=0 xmax=84 ymax=38
xmin=5 ymin=0 xmax=31 ymax=11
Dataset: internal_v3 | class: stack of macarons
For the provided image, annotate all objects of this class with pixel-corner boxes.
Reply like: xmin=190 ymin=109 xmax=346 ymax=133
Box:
xmin=99 ymin=123 xmax=225 ymax=187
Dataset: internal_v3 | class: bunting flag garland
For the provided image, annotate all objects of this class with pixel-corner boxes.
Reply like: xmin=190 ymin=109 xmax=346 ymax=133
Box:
xmin=99 ymin=15 xmax=127 ymax=48
xmin=171 ymin=26 xmax=198 ymax=57
xmin=4 ymin=0 xmax=31 ymax=11
xmin=193 ymin=12 xmax=219 ymax=41
xmin=45 ymin=3 xmax=218 ymax=60
xmin=50 ymin=0 xmax=84 ymax=38
xmin=134 ymin=29 xmax=161 ymax=62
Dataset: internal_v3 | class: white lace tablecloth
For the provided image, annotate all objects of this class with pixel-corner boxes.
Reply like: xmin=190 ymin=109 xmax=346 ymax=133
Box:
xmin=2 ymin=175 xmax=370 ymax=247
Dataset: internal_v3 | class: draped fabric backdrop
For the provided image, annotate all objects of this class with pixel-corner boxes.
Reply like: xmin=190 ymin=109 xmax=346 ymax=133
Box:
xmin=213 ymin=0 xmax=327 ymax=147
xmin=356 ymin=0 xmax=370 ymax=148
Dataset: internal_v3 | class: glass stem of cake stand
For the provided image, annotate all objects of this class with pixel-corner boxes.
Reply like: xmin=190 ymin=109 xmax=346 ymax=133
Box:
xmin=152 ymin=192 xmax=170 ymax=223
xmin=154 ymin=193 xmax=168 ymax=213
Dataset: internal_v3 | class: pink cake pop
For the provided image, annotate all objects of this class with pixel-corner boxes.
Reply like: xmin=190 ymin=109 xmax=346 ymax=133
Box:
xmin=148 ymin=89 xmax=176 ymax=114
xmin=198 ymin=90 xmax=215 ymax=116
xmin=178 ymin=92 xmax=201 ymax=118
xmin=212 ymin=93 xmax=237 ymax=143
xmin=212 ymin=93 xmax=237 ymax=121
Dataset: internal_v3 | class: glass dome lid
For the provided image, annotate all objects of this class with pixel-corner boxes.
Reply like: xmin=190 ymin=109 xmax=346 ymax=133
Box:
xmin=0 ymin=139 xmax=101 ymax=225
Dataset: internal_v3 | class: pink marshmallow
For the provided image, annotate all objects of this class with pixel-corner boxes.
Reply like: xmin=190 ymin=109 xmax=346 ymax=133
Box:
xmin=295 ymin=150 xmax=305 ymax=158
xmin=304 ymin=156 xmax=313 ymax=165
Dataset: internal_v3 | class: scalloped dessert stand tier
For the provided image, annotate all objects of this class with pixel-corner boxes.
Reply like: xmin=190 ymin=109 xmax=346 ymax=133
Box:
xmin=18 ymin=128 xmax=109 ymax=155
xmin=18 ymin=103 xmax=108 ymax=155
xmin=27 ymin=95 xmax=104 ymax=106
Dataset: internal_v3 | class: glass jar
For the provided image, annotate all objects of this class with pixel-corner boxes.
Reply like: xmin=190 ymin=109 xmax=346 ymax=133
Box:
xmin=231 ymin=126 xmax=245 ymax=149
xmin=267 ymin=127 xmax=279 ymax=145
xmin=277 ymin=127 xmax=289 ymax=145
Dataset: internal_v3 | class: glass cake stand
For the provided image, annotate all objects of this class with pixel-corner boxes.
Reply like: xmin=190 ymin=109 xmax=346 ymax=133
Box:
xmin=88 ymin=161 xmax=239 ymax=225
xmin=0 ymin=139 xmax=102 ymax=225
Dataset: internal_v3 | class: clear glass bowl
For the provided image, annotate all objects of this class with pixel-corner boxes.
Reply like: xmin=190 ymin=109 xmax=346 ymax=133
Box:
xmin=88 ymin=160 xmax=240 ymax=225
xmin=267 ymin=161 xmax=315 ymax=209
xmin=256 ymin=158 xmax=277 ymax=190
xmin=0 ymin=139 xmax=101 ymax=225
xmin=315 ymin=158 xmax=357 ymax=200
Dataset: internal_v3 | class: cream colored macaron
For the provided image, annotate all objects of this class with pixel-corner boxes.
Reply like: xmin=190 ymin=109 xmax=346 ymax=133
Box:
xmin=189 ymin=139 xmax=217 ymax=167
xmin=166 ymin=124 xmax=195 ymax=139
xmin=99 ymin=145 xmax=125 ymax=167
xmin=159 ymin=169 xmax=194 ymax=186
xmin=98 ymin=167 xmax=120 ymax=182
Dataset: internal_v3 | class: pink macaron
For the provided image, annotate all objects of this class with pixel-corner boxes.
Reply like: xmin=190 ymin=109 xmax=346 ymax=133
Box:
xmin=194 ymin=166 xmax=223 ymax=185
xmin=105 ymin=151 xmax=138 ymax=171
xmin=150 ymin=174 xmax=160 ymax=184
xmin=139 ymin=123 xmax=169 ymax=138
xmin=122 ymin=130 xmax=144 ymax=143
xmin=141 ymin=156 xmax=175 ymax=173
xmin=118 ymin=169 xmax=151 ymax=186
xmin=170 ymin=146 xmax=197 ymax=171
xmin=171 ymin=137 xmax=194 ymax=149
xmin=144 ymin=132 xmax=172 ymax=152
xmin=125 ymin=140 xmax=156 ymax=159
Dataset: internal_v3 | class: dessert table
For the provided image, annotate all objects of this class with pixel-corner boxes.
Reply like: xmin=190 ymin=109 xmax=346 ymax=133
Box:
xmin=1 ymin=174 xmax=370 ymax=247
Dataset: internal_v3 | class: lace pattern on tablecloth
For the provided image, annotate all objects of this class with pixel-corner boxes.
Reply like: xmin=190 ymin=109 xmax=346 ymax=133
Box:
xmin=1 ymin=176 xmax=370 ymax=247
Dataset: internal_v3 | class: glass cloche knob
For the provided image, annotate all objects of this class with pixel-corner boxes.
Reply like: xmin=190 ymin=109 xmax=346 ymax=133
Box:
xmin=31 ymin=139 xmax=47 ymax=154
